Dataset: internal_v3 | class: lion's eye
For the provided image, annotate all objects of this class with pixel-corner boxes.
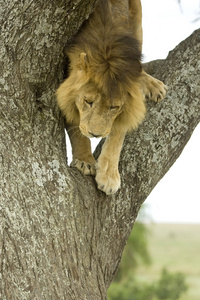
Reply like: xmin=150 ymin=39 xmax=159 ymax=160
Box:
xmin=85 ymin=99 xmax=93 ymax=107
xmin=110 ymin=106 xmax=120 ymax=111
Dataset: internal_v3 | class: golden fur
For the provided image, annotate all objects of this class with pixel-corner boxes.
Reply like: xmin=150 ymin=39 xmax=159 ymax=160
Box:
xmin=56 ymin=0 xmax=167 ymax=195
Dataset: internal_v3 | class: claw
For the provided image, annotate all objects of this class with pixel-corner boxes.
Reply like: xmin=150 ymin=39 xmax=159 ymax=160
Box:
xmin=70 ymin=159 xmax=96 ymax=176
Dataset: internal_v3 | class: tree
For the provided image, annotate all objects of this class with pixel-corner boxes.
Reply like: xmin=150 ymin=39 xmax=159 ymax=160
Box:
xmin=0 ymin=0 xmax=200 ymax=299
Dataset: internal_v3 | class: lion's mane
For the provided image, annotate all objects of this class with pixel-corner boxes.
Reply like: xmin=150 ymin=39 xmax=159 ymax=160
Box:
xmin=57 ymin=0 xmax=146 ymax=133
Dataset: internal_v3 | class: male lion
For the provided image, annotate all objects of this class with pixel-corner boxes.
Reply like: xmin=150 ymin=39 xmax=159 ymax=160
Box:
xmin=56 ymin=0 xmax=167 ymax=195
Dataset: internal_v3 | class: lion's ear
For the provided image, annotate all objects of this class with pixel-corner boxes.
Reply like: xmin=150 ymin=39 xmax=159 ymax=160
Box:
xmin=79 ymin=52 xmax=88 ymax=71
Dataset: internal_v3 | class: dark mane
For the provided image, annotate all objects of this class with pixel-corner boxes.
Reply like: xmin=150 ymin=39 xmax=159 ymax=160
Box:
xmin=69 ymin=0 xmax=142 ymax=97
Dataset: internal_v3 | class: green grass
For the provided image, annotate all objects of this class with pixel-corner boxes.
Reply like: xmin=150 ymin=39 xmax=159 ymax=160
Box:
xmin=135 ymin=223 xmax=200 ymax=300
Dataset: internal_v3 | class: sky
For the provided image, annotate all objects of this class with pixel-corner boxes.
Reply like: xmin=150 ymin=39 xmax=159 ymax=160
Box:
xmin=141 ymin=0 xmax=200 ymax=223
xmin=66 ymin=0 xmax=200 ymax=223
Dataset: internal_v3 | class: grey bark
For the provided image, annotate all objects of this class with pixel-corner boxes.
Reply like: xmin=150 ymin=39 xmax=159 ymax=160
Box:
xmin=0 ymin=0 xmax=200 ymax=299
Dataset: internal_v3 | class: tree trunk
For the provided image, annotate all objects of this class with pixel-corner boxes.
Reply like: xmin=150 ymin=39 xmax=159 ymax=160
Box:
xmin=0 ymin=0 xmax=200 ymax=298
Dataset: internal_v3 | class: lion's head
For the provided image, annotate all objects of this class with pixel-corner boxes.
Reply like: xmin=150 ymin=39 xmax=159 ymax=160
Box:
xmin=75 ymin=80 xmax=125 ymax=138
xmin=57 ymin=20 xmax=147 ymax=137
xmin=56 ymin=50 xmax=146 ymax=139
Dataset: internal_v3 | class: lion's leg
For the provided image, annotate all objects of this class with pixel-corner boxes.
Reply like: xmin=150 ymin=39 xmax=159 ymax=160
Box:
xmin=139 ymin=70 xmax=168 ymax=102
xmin=95 ymin=130 xmax=126 ymax=195
xmin=129 ymin=1 xmax=167 ymax=102
xmin=67 ymin=123 xmax=96 ymax=175
xmin=129 ymin=0 xmax=143 ymax=46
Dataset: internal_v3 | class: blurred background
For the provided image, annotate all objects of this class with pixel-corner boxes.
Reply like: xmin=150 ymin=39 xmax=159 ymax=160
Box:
xmin=142 ymin=0 xmax=200 ymax=225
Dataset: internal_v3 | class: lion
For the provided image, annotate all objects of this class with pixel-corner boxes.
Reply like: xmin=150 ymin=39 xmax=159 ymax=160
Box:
xmin=56 ymin=0 xmax=167 ymax=195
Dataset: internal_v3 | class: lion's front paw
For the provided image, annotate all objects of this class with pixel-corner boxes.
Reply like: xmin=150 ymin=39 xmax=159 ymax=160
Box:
xmin=143 ymin=74 xmax=167 ymax=102
xmin=71 ymin=159 xmax=96 ymax=176
xmin=95 ymin=164 xmax=120 ymax=195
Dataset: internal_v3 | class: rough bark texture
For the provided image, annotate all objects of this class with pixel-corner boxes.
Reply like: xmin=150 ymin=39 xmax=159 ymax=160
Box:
xmin=0 ymin=0 xmax=200 ymax=299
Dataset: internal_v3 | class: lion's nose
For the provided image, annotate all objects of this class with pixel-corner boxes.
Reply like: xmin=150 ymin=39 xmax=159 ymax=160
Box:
xmin=89 ymin=132 xmax=101 ymax=138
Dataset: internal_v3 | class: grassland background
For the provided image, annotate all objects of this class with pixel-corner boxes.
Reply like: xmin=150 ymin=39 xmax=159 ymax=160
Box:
xmin=135 ymin=223 xmax=200 ymax=300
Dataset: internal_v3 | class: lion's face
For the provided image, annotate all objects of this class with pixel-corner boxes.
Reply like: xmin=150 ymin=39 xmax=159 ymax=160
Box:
xmin=75 ymin=82 xmax=124 ymax=138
